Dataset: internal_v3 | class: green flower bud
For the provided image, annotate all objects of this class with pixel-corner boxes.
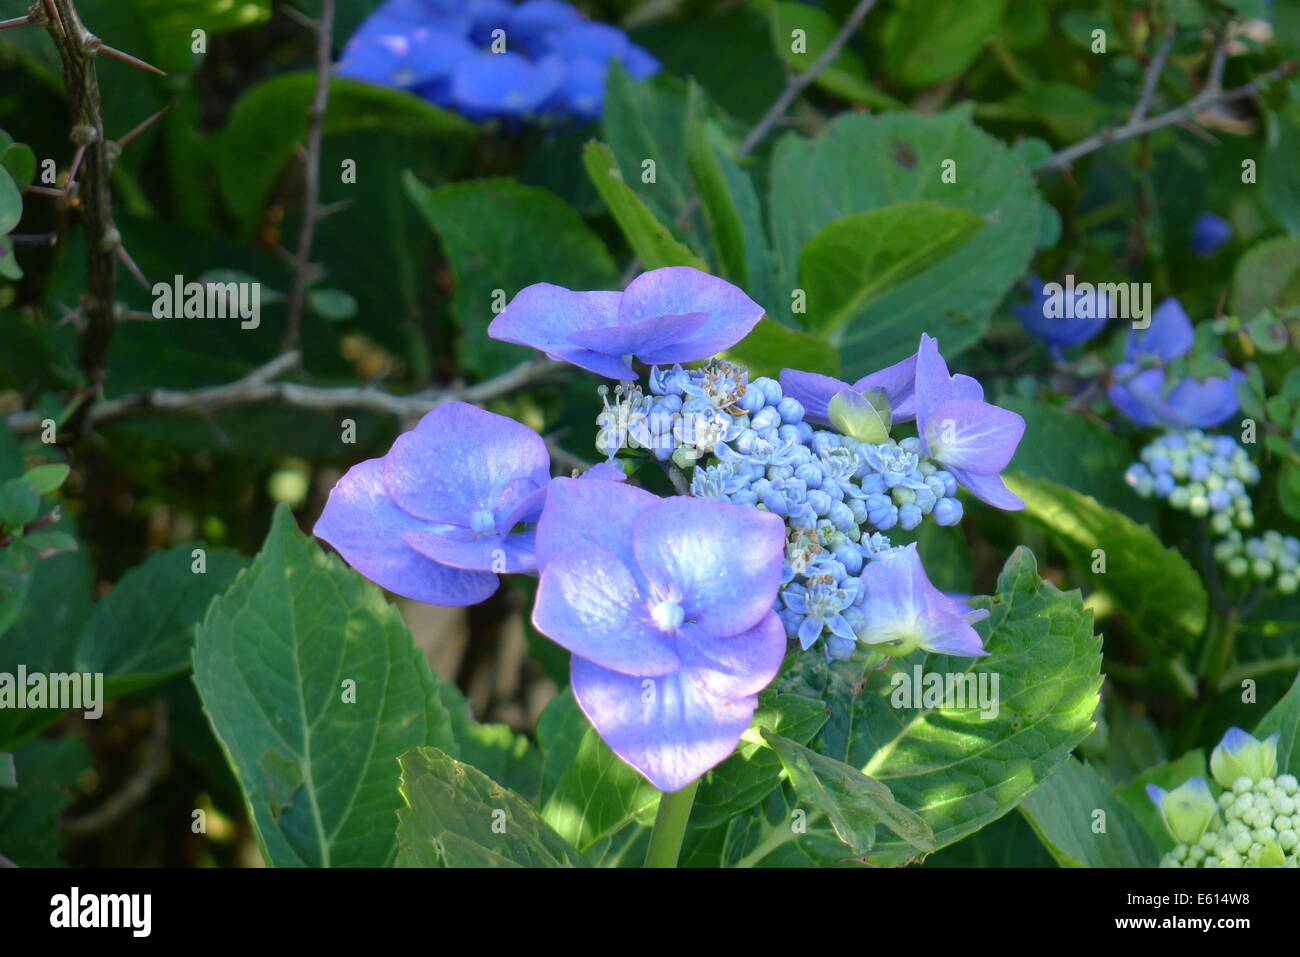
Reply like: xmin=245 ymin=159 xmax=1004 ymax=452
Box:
xmin=1148 ymin=777 xmax=1219 ymax=845
xmin=1250 ymin=840 xmax=1286 ymax=868
xmin=1211 ymin=728 xmax=1280 ymax=788
xmin=827 ymin=388 xmax=891 ymax=445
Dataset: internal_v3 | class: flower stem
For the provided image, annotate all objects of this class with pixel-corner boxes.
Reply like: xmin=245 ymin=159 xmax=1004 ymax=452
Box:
xmin=644 ymin=779 xmax=699 ymax=868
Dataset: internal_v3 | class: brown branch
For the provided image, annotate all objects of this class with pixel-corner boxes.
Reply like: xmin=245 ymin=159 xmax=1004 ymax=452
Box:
xmin=1037 ymin=58 xmax=1299 ymax=173
xmin=43 ymin=0 xmax=119 ymax=438
xmin=283 ymin=0 xmax=335 ymax=352
xmin=1129 ymin=18 xmax=1177 ymax=124
xmin=61 ymin=701 xmax=169 ymax=838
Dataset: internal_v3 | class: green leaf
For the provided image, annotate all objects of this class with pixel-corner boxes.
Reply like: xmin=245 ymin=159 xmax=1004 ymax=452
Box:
xmin=799 ymin=201 xmax=987 ymax=336
xmin=1262 ymin=105 xmax=1300 ymax=236
xmin=0 ymin=164 xmax=19 ymax=236
xmin=817 ymin=547 xmax=1102 ymax=865
xmin=0 ymin=478 xmax=38 ymax=530
xmin=764 ymin=729 xmax=936 ymax=856
xmin=1019 ymin=758 xmax=1161 ymax=867
xmin=721 ymin=317 xmax=839 ymax=381
xmin=1231 ymin=235 xmax=1300 ymax=321
xmin=537 ymin=686 xmax=587 ymax=804
xmin=770 ymin=2 xmax=903 ymax=109
xmin=1 ymin=141 xmax=35 ymax=190
xmin=192 ymin=506 xmax=456 ymax=867
xmin=883 ymin=0 xmax=1007 ymax=88
xmin=1255 ymin=670 xmax=1300 ymax=776
xmin=212 ymin=74 xmax=475 ymax=237
xmin=435 ymin=679 xmax=542 ymax=803
xmin=541 ymin=723 xmax=660 ymax=856
xmin=20 ymin=464 xmax=69 ymax=495
xmin=306 ymin=288 xmax=357 ymax=322
xmin=77 ymin=543 xmax=248 ymax=695
xmin=1001 ymin=397 xmax=1157 ymax=523
xmin=1005 ymin=472 xmax=1209 ymax=648
xmin=769 ymin=107 xmax=1039 ymax=376
xmin=583 ymin=141 xmax=708 ymax=272
xmin=0 ymin=736 xmax=89 ymax=866
xmin=686 ymin=103 xmax=748 ymax=286
xmin=0 ymin=236 xmax=20 ymax=281
xmin=691 ymin=692 xmax=828 ymax=829
xmin=405 ymin=173 xmax=621 ymax=377
xmin=0 ymin=545 xmax=32 ymax=642
xmin=394 ymin=747 xmax=588 ymax=868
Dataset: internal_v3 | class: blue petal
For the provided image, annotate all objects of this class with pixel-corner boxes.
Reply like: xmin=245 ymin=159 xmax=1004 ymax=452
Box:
xmin=570 ymin=655 xmax=759 ymax=792
xmin=488 ymin=283 xmax=633 ymax=378
xmin=313 ymin=458 xmax=498 ymax=606
xmin=619 ymin=267 xmax=765 ymax=364
xmin=535 ymin=477 xmax=659 ymax=570
xmin=1131 ymin=298 xmax=1193 ymax=362
xmin=678 ymin=612 xmax=786 ymax=699
xmin=533 ymin=544 xmax=681 ymax=676
xmin=402 ymin=527 xmax=537 ymax=573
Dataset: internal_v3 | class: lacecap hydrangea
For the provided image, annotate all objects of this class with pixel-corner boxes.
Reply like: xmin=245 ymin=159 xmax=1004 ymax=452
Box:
xmin=315 ymin=266 xmax=1026 ymax=792
xmin=337 ymin=0 xmax=658 ymax=122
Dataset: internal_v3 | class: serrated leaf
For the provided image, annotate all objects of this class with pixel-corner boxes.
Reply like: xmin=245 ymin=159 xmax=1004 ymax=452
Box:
xmin=1255 ymin=670 xmax=1300 ymax=776
xmin=77 ymin=543 xmax=248 ymax=695
xmin=686 ymin=100 xmax=748 ymax=286
xmin=691 ymin=692 xmax=828 ymax=829
xmin=816 ymin=547 xmax=1102 ymax=865
xmin=1005 ymin=472 xmax=1209 ymax=648
xmin=192 ymin=506 xmax=456 ymax=867
xmin=1019 ymin=757 xmax=1161 ymax=867
xmin=405 ymin=173 xmax=620 ymax=377
xmin=769 ymin=107 xmax=1039 ymax=376
xmin=799 ymin=201 xmax=987 ymax=336
xmin=764 ymin=729 xmax=935 ymax=856
xmin=583 ymin=141 xmax=708 ymax=272
xmin=395 ymin=747 xmax=588 ymax=868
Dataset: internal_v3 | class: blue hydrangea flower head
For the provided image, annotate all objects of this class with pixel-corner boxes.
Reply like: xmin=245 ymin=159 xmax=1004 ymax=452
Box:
xmin=779 ymin=350 xmax=929 ymax=427
xmin=532 ymin=478 xmax=787 ymax=791
xmin=1108 ymin=298 xmax=1244 ymax=429
xmin=338 ymin=24 xmax=475 ymax=91
xmin=855 ymin=543 xmax=990 ymax=657
xmin=1209 ymin=727 xmax=1280 ymax=788
xmin=313 ymin=401 xmax=551 ymax=606
xmin=449 ymin=51 xmax=565 ymax=118
xmin=1012 ymin=272 xmax=1110 ymax=348
xmin=488 ymin=267 xmax=765 ymax=379
xmin=1190 ymin=212 xmax=1232 ymax=257
xmin=912 ymin=334 xmax=1026 ymax=510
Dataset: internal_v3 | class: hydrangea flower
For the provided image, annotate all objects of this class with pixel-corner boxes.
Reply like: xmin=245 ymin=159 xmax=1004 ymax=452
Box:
xmin=855 ymin=544 xmax=989 ymax=657
xmin=488 ymin=267 xmax=765 ymax=379
xmin=1012 ymin=272 xmax=1110 ymax=349
xmin=912 ymin=334 xmax=1026 ymax=510
xmin=337 ymin=0 xmax=659 ymax=122
xmin=1108 ymin=298 xmax=1244 ymax=429
xmin=531 ymin=478 xmax=787 ymax=791
xmin=1191 ymin=212 xmax=1232 ymax=257
xmin=778 ymin=350 xmax=929 ymax=427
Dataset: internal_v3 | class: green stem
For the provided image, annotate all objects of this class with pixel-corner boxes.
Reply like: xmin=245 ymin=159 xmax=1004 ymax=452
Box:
xmin=644 ymin=779 xmax=699 ymax=868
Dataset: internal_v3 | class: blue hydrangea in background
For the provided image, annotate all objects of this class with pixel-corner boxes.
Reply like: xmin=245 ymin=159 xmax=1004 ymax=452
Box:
xmin=338 ymin=0 xmax=659 ymax=122
xmin=1013 ymin=272 xmax=1111 ymax=350
xmin=1190 ymin=212 xmax=1233 ymax=257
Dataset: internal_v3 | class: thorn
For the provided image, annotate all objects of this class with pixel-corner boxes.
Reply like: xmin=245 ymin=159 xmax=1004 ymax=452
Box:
xmin=0 ymin=15 xmax=30 ymax=30
xmin=23 ymin=184 xmax=66 ymax=197
xmin=318 ymin=199 xmax=352 ymax=219
xmin=97 ymin=44 xmax=167 ymax=77
xmin=115 ymin=244 xmax=150 ymax=290
xmin=116 ymin=105 xmax=172 ymax=149
xmin=65 ymin=143 xmax=86 ymax=189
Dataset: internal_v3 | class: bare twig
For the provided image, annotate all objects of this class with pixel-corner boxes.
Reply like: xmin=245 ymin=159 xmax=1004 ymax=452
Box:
xmin=283 ymin=0 xmax=335 ymax=352
xmin=1129 ymin=19 xmax=1177 ymax=124
xmin=1038 ymin=58 xmax=1298 ymax=172
xmin=737 ymin=0 xmax=881 ymax=156
xmin=5 ymin=355 xmax=563 ymax=436
xmin=0 ymin=15 xmax=29 ymax=30
xmin=61 ymin=701 xmax=169 ymax=838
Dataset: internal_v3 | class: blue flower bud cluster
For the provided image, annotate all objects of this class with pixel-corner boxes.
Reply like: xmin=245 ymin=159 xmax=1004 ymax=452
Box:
xmin=1125 ymin=429 xmax=1260 ymax=535
xmin=1213 ymin=529 xmax=1300 ymax=594
xmin=616 ymin=359 xmax=964 ymax=661
xmin=1162 ymin=774 xmax=1300 ymax=868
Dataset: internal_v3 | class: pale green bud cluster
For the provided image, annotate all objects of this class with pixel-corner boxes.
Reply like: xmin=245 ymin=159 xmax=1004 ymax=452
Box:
xmin=1213 ymin=529 xmax=1300 ymax=594
xmin=1157 ymin=729 xmax=1294 ymax=868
